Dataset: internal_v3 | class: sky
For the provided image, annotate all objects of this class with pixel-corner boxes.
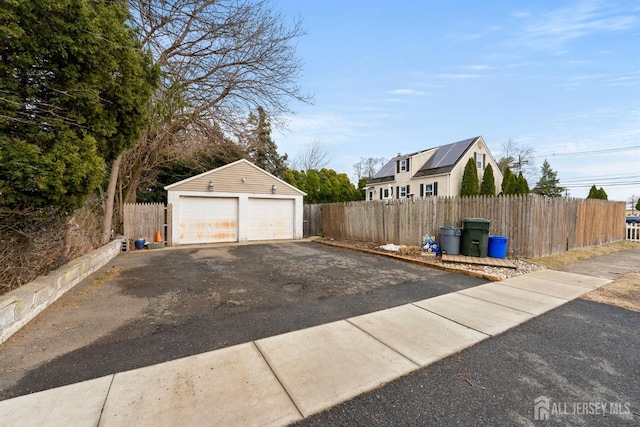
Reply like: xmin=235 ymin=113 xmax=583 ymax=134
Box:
xmin=271 ymin=0 xmax=640 ymax=203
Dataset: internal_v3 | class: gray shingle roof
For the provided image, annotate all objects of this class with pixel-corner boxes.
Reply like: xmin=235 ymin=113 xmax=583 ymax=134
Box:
xmin=368 ymin=136 xmax=479 ymax=183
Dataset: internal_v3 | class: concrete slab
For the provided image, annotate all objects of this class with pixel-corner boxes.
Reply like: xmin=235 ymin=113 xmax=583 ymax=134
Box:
xmin=413 ymin=293 xmax=534 ymax=336
xmin=499 ymin=275 xmax=594 ymax=300
xmin=0 ymin=375 xmax=112 ymax=427
xmin=99 ymin=342 xmax=301 ymax=427
xmin=527 ymin=269 xmax=612 ymax=289
xmin=255 ymin=320 xmax=418 ymax=417
xmin=459 ymin=283 xmax=568 ymax=315
xmin=348 ymin=304 xmax=489 ymax=366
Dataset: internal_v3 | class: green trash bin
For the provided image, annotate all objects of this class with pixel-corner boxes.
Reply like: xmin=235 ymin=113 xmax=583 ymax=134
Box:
xmin=461 ymin=218 xmax=490 ymax=257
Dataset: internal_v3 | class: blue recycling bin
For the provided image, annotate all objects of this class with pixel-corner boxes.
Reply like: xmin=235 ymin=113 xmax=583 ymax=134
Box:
xmin=134 ymin=238 xmax=146 ymax=250
xmin=488 ymin=236 xmax=508 ymax=258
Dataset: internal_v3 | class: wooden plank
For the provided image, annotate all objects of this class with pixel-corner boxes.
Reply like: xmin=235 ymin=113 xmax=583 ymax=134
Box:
xmin=442 ymin=254 xmax=517 ymax=269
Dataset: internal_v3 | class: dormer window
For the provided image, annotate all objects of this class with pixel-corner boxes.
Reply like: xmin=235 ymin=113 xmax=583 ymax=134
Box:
xmin=396 ymin=157 xmax=410 ymax=173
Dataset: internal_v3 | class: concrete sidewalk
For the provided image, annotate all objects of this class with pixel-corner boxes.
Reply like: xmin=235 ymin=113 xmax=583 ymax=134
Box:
xmin=0 ymin=269 xmax=611 ymax=426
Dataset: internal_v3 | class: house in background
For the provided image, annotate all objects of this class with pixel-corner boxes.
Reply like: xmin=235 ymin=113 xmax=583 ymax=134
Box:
xmin=366 ymin=136 xmax=503 ymax=200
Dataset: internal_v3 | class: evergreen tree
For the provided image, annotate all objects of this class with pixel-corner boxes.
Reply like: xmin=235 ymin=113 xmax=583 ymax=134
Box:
xmin=636 ymin=198 xmax=640 ymax=211
xmin=587 ymin=185 xmax=608 ymax=200
xmin=246 ymin=106 xmax=288 ymax=178
xmin=0 ymin=0 xmax=157 ymax=213
xmin=532 ymin=159 xmax=565 ymax=197
xmin=282 ymin=168 xmax=362 ymax=203
xmin=597 ymin=187 xmax=608 ymax=200
xmin=515 ymin=172 xmax=530 ymax=195
xmin=479 ymin=164 xmax=496 ymax=196
xmin=460 ymin=158 xmax=479 ymax=196
xmin=501 ymin=167 xmax=516 ymax=195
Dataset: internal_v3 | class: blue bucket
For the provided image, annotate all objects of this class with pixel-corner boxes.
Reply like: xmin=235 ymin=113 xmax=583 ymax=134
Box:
xmin=134 ymin=238 xmax=146 ymax=250
xmin=488 ymin=236 xmax=508 ymax=258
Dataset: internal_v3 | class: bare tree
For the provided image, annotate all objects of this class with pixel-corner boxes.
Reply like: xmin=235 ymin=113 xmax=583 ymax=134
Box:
xmin=103 ymin=0 xmax=311 ymax=236
xmin=353 ymin=157 xmax=387 ymax=180
xmin=497 ymin=139 xmax=536 ymax=182
xmin=291 ymin=140 xmax=331 ymax=171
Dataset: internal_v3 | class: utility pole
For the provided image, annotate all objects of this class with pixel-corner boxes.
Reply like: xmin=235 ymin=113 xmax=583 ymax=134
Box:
xmin=514 ymin=155 xmax=529 ymax=172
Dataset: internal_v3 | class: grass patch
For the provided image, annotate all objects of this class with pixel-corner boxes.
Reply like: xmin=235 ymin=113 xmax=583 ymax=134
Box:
xmin=582 ymin=271 xmax=640 ymax=313
xmin=527 ymin=241 xmax=640 ymax=269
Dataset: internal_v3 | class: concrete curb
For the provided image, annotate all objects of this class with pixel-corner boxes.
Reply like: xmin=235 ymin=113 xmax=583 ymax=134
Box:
xmin=0 ymin=239 xmax=123 ymax=344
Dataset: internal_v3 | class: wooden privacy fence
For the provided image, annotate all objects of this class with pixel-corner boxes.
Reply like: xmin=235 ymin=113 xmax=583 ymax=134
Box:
xmin=123 ymin=203 xmax=169 ymax=243
xmin=303 ymin=204 xmax=323 ymax=237
xmin=320 ymin=195 xmax=626 ymax=258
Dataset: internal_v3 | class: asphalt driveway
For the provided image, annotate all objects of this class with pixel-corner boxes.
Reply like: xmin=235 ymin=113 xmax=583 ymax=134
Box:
xmin=0 ymin=241 xmax=486 ymax=401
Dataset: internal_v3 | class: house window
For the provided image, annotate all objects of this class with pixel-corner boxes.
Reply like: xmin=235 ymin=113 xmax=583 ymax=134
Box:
xmin=475 ymin=152 xmax=485 ymax=169
xmin=368 ymin=190 xmax=374 ymax=201
xmin=396 ymin=158 xmax=410 ymax=173
xmin=396 ymin=185 xmax=411 ymax=199
xmin=421 ymin=182 xmax=438 ymax=197
xmin=382 ymin=187 xmax=391 ymax=199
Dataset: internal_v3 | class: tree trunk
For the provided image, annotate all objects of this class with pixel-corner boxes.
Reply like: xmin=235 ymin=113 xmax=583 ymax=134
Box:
xmin=102 ymin=154 xmax=123 ymax=244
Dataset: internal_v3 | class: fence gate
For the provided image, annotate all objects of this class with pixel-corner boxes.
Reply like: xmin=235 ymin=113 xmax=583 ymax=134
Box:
xmin=303 ymin=204 xmax=323 ymax=237
xmin=123 ymin=203 xmax=167 ymax=243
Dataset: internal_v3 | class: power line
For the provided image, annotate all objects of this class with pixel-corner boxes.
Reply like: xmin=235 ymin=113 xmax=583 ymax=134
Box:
xmin=560 ymin=174 xmax=639 ymax=184
xmin=532 ymin=145 xmax=640 ymax=158
xmin=561 ymin=181 xmax=640 ymax=189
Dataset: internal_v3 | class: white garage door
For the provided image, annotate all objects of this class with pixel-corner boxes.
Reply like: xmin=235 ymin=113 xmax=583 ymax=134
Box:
xmin=179 ymin=196 xmax=238 ymax=244
xmin=248 ymin=198 xmax=294 ymax=240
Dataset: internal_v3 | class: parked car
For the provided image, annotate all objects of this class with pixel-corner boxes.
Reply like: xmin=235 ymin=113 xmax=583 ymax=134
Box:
xmin=626 ymin=215 xmax=640 ymax=224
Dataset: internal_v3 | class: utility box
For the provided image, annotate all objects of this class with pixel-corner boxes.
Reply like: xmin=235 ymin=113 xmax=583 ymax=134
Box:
xmin=461 ymin=218 xmax=490 ymax=257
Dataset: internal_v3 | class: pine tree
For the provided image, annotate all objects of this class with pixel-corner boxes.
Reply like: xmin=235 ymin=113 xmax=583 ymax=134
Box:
xmin=587 ymin=185 xmax=599 ymax=199
xmin=479 ymin=164 xmax=496 ymax=196
xmin=515 ymin=172 xmax=530 ymax=194
xmin=636 ymin=198 xmax=640 ymax=211
xmin=533 ymin=159 xmax=565 ymax=197
xmin=460 ymin=158 xmax=479 ymax=196
xmin=597 ymin=187 xmax=608 ymax=200
xmin=501 ymin=167 xmax=514 ymax=195
xmin=246 ymin=106 xmax=288 ymax=177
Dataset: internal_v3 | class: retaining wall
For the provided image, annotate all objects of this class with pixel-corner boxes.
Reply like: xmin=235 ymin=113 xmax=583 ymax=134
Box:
xmin=0 ymin=239 xmax=122 ymax=344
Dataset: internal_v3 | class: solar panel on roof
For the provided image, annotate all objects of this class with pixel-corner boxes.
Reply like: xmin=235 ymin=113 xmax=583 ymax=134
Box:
xmin=419 ymin=137 xmax=476 ymax=171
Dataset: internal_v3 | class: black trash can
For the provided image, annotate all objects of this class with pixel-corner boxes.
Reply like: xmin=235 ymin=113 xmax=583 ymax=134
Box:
xmin=461 ymin=218 xmax=490 ymax=257
xmin=439 ymin=226 xmax=462 ymax=255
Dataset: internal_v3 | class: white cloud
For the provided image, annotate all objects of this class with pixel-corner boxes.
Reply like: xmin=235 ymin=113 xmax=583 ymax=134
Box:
xmin=388 ymin=89 xmax=426 ymax=96
xmin=511 ymin=1 xmax=638 ymax=52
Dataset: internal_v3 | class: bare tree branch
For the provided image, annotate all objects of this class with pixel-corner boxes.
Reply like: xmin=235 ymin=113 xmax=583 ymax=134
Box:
xmin=118 ymin=0 xmax=311 ymax=204
xmin=291 ymin=140 xmax=331 ymax=171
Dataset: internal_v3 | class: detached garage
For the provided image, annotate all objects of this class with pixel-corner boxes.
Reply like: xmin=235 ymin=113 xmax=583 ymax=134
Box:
xmin=165 ymin=159 xmax=306 ymax=245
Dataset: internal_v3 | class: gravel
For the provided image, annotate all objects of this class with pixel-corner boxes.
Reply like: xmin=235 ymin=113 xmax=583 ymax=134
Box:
xmin=316 ymin=238 xmax=545 ymax=281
